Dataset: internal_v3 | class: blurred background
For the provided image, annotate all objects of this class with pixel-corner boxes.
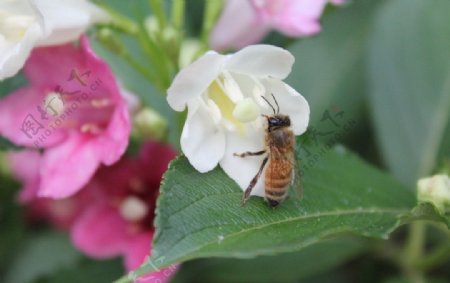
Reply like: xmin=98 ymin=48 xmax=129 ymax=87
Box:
xmin=1 ymin=0 xmax=449 ymax=282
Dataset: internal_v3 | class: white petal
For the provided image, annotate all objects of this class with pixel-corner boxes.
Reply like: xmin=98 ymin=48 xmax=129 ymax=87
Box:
xmin=231 ymin=73 xmax=273 ymax=115
xmin=34 ymin=0 xmax=109 ymax=46
xmin=221 ymin=71 xmax=244 ymax=103
xmin=0 ymin=0 xmax=44 ymax=80
xmin=225 ymin=45 xmax=295 ymax=79
xmin=220 ymin=128 xmax=266 ymax=197
xmin=167 ymin=51 xmax=226 ymax=111
xmin=181 ymin=101 xmax=226 ymax=172
xmin=0 ymin=23 xmax=42 ymax=80
xmin=265 ymin=79 xmax=310 ymax=135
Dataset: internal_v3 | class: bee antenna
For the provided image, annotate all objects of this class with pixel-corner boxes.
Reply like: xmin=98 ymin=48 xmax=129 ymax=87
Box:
xmin=261 ymin=96 xmax=276 ymax=114
xmin=270 ymin=93 xmax=280 ymax=114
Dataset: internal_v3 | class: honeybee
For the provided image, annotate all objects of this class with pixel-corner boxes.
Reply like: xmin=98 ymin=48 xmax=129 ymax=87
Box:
xmin=234 ymin=94 xmax=300 ymax=208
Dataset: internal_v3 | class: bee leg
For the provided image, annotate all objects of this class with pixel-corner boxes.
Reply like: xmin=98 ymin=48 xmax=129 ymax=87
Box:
xmin=234 ymin=150 xmax=266 ymax=158
xmin=241 ymin=156 xmax=269 ymax=206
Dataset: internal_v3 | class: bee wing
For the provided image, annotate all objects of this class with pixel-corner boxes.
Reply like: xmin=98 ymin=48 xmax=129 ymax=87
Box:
xmin=288 ymin=158 xmax=304 ymax=201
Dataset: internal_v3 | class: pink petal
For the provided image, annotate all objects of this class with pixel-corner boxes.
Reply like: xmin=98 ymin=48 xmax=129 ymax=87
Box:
xmin=80 ymin=36 xmax=126 ymax=104
xmin=25 ymin=36 xmax=130 ymax=198
xmin=28 ymin=198 xmax=80 ymax=230
xmin=8 ymin=150 xmax=41 ymax=202
xmin=26 ymin=38 xmax=131 ymax=162
xmin=210 ymin=0 xmax=269 ymax=50
xmin=123 ymin=232 xmax=152 ymax=271
xmin=71 ymin=204 xmax=128 ymax=258
xmin=134 ymin=268 xmax=178 ymax=283
xmin=124 ymin=233 xmax=178 ymax=283
xmin=270 ymin=0 xmax=328 ymax=37
xmin=86 ymin=158 xmax=138 ymax=198
xmin=78 ymin=36 xmax=131 ymax=165
xmin=38 ymin=133 xmax=100 ymax=198
xmin=138 ymin=142 xmax=177 ymax=184
xmin=0 ymin=86 xmax=67 ymax=148
xmin=95 ymin=101 xmax=130 ymax=165
xmin=24 ymin=42 xmax=85 ymax=87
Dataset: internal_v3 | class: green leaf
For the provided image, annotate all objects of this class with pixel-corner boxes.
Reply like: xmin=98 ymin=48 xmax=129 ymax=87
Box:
xmin=286 ymin=0 xmax=381 ymax=142
xmin=171 ymin=236 xmax=369 ymax=283
xmin=0 ymin=178 xmax=25 ymax=276
xmin=0 ymin=73 xmax=27 ymax=98
xmin=0 ymin=136 xmax=23 ymax=151
xmin=4 ymin=232 xmax=82 ymax=283
xmin=127 ymin=145 xmax=416 ymax=279
xmin=402 ymin=203 xmax=449 ymax=228
xmin=368 ymin=0 xmax=450 ymax=186
xmin=0 ymin=73 xmax=27 ymax=151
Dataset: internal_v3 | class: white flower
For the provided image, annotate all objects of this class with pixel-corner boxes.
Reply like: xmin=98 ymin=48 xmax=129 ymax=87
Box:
xmin=418 ymin=174 xmax=450 ymax=213
xmin=0 ymin=0 xmax=109 ymax=80
xmin=167 ymin=45 xmax=309 ymax=197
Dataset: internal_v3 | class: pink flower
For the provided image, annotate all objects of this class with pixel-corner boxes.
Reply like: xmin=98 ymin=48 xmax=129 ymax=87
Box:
xmin=210 ymin=0 xmax=344 ymax=50
xmin=69 ymin=141 xmax=177 ymax=279
xmin=9 ymin=142 xmax=178 ymax=280
xmin=8 ymin=150 xmax=92 ymax=229
xmin=0 ymin=36 xmax=131 ymax=198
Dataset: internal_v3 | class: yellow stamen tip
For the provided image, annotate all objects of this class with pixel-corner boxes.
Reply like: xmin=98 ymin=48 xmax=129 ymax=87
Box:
xmin=232 ymin=98 xmax=260 ymax=123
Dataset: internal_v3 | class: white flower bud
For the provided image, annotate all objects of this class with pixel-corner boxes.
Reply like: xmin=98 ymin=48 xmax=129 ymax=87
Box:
xmin=417 ymin=174 xmax=450 ymax=213
xmin=144 ymin=16 xmax=159 ymax=40
xmin=179 ymin=39 xmax=203 ymax=68
xmin=133 ymin=108 xmax=168 ymax=140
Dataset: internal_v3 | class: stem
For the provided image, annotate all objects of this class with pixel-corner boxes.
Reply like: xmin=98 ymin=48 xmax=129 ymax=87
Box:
xmin=96 ymin=4 xmax=138 ymax=35
xmin=170 ymin=0 xmax=186 ymax=71
xmin=113 ymin=275 xmax=131 ymax=283
xmin=402 ymin=222 xmax=426 ymax=283
xmin=136 ymin=26 xmax=172 ymax=89
xmin=201 ymin=0 xmax=224 ymax=45
xmin=148 ymin=0 xmax=167 ymax=29
xmin=171 ymin=0 xmax=185 ymax=31
xmin=121 ymin=52 xmax=159 ymax=85
xmin=132 ymin=3 xmax=173 ymax=90
xmin=415 ymin=241 xmax=450 ymax=271
xmin=404 ymin=222 xmax=426 ymax=262
xmin=94 ymin=29 xmax=163 ymax=89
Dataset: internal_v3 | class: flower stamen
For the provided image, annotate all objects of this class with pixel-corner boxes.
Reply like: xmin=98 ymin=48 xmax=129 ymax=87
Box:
xmin=80 ymin=123 xmax=101 ymax=134
xmin=91 ymin=98 xmax=111 ymax=108
xmin=120 ymin=196 xmax=149 ymax=222
xmin=43 ymin=92 xmax=65 ymax=116
xmin=232 ymin=98 xmax=260 ymax=123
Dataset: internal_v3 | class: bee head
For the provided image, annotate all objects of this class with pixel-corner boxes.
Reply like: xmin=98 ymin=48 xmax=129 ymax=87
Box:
xmin=265 ymin=114 xmax=291 ymax=132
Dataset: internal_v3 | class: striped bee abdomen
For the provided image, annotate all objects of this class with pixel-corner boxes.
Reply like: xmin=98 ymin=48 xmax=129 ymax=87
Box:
xmin=264 ymin=159 xmax=292 ymax=207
